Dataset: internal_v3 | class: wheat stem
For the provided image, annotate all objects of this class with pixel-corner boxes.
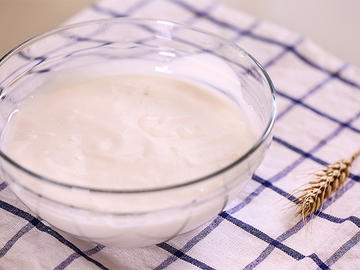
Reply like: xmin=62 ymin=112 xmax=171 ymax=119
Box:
xmin=294 ymin=149 xmax=360 ymax=222
xmin=350 ymin=149 xmax=360 ymax=163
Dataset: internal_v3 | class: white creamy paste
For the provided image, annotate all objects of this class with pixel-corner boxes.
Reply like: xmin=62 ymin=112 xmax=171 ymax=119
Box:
xmin=2 ymin=73 xmax=255 ymax=189
xmin=0 ymin=53 xmax=263 ymax=247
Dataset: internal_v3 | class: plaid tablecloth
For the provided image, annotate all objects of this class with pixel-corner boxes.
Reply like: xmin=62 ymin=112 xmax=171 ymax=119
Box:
xmin=1 ymin=0 xmax=360 ymax=269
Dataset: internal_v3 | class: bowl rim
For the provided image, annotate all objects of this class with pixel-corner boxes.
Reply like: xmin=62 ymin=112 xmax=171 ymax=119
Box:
xmin=0 ymin=18 xmax=277 ymax=194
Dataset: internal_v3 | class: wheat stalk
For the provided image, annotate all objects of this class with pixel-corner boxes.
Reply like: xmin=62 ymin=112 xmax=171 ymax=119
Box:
xmin=294 ymin=149 xmax=360 ymax=222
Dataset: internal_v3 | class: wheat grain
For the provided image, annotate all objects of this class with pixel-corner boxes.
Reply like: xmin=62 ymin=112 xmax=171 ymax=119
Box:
xmin=295 ymin=149 xmax=360 ymax=222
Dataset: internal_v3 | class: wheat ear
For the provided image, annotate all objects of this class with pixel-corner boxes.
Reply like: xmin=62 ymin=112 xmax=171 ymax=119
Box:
xmin=295 ymin=149 xmax=360 ymax=222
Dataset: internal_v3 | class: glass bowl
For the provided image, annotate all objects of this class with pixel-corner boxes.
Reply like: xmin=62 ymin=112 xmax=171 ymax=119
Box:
xmin=0 ymin=18 xmax=276 ymax=248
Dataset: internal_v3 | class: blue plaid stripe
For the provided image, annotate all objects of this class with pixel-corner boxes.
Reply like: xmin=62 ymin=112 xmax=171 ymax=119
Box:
xmin=276 ymin=64 xmax=348 ymax=120
xmin=0 ymin=199 xmax=109 ymax=269
xmin=277 ymin=91 xmax=360 ymax=134
xmin=0 ymin=222 xmax=34 ymax=258
xmin=158 ymin=243 xmax=216 ymax=270
xmin=0 ymin=0 xmax=359 ymax=269
xmin=321 ymin=231 xmax=360 ymax=269
xmin=54 ymin=244 xmax=106 ymax=270
xmin=262 ymin=38 xmax=304 ymax=69
xmin=0 ymin=182 xmax=7 ymax=191
xmin=220 ymin=212 xmax=330 ymax=270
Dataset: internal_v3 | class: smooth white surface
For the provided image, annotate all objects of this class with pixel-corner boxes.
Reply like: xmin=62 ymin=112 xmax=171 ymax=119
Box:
xmin=2 ymin=73 xmax=254 ymax=189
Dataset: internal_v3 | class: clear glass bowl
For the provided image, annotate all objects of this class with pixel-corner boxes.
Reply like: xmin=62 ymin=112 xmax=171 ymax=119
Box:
xmin=0 ymin=19 xmax=276 ymax=248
